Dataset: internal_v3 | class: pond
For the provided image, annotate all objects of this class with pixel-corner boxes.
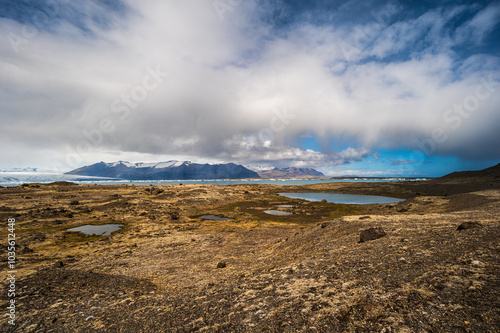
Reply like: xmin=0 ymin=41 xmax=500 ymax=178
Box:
xmin=199 ymin=215 xmax=234 ymax=221
xmin=278 ymin=192 xmax=405 ymax=205
xmin=67 ymin=224 xmax=124 ymax=236
xmin=264 ymin=210 xmax=293 ymax=216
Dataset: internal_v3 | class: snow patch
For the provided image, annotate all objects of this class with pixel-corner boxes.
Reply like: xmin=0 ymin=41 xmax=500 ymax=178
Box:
xmin=105 ymin=161 xmax=186 ymax=169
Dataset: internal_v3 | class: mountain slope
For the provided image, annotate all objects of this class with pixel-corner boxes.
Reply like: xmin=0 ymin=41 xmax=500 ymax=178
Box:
xmin=439 ymin=163 xmax=500 ymax=180
xmin=400 ymin=162 xmax=500 ymax=196
xmin=257 ymin=167 xmax=324 ymax=179
xmin=66 ymin=161 xmax=260 ymax=180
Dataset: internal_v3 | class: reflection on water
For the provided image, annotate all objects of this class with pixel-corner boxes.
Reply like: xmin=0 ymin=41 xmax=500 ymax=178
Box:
xmin=279 ymin=192 xmax=405 ymax=205
xmin=264 ymin=210 xmax=293 ymax=216
xmin=67 ymin=224 xmax=124 ymax=236
xmin=199 ymin=215 xmax=234 ymax=221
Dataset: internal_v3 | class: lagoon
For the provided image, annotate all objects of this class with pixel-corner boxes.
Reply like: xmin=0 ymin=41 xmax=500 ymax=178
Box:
xmin=199 ymin=215 xmax=234 ymax=221
xmin=0 ymin=172 xmax=428 ymax=187
xmin=67 ymin=224 xmax=124 ymax=236
xmin=264 ymin=210 xmax=293 ymax=216
xmin=278 ymin=192 xmax=405 ymax=205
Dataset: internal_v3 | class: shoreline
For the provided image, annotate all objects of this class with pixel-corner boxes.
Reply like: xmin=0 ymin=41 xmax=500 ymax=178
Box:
xmin=0 ymin=176 xmax=430 ymax=188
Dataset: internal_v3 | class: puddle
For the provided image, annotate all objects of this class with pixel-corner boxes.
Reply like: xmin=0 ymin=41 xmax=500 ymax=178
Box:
xmin=279 ymin=192 xmax=404 ymax=205
xmin=276 ymin=205 xmax=294 ymax=208
xmin=264 ymin=210 xmax=293 ymax=216
xmin=199 ymin=215 xmax=234 ymax=221
xmin=67 ymin=224 xmax=124 ymax=236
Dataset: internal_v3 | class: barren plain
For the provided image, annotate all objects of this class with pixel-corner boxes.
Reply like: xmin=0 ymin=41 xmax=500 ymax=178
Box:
xmin=0 ymin=170 xmax=499 ymax=332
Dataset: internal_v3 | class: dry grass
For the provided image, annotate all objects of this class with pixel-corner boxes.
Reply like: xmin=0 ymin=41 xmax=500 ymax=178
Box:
xmin=0 ymin=181 xmax=498 ymax=332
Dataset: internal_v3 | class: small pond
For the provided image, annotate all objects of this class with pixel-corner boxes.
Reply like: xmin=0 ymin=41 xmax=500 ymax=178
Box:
xmin=275 ymin=205 xmax=294 ymax=208
xmin=278 ymin=192 xmax=404 ymax=205
xmin=199 ymin=215 xmax=234 ymax=221
xmin=67 ymin=224 xmax=124 ymax=236
xmin=264 ymin=210 xmax=293 ymax=216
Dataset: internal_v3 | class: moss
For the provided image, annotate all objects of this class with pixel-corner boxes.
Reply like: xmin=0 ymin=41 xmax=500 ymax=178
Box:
xmin=60 ymin=232 xmax=105 ymax=244
xmin=328 ymin=204 xmax=362 ymax=219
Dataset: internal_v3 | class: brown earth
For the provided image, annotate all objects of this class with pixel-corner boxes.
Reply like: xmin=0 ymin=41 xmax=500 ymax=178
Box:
xmin=0 ymin=171 xmax=499 ymax=332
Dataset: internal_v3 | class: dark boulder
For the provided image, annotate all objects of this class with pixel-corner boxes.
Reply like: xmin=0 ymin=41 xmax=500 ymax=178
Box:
xmin=169 ymin=211 xmax=180 ymax=220
xmin=457 ymin=222 xmax=482 ymax=230
xmin=319 ymin=222 xmax=332 ymax=229
xmin=146 ymin=187 xmax=164 ymax=195
xmin=19 ymin=246 xmax=34 ymax=254
xmin=359 ymin=227 xmax=386 ymax=243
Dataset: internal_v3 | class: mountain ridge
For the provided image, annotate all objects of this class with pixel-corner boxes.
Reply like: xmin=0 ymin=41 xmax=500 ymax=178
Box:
xmin=66 ymin=161 xmax=327 ymax=180
xmin=66 ymin=161 xmax=260 ymax=180
xmin=439 ymin=163 xmax=500 ymax=180
xmin=257 ymin=167 xmax=325 ymax=179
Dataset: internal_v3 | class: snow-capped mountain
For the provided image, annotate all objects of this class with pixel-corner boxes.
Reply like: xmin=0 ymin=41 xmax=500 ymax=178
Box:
xmin=105 ymin=161 xmax=189 ymax=169
xmin=257 ymin=167 xmax=325 ymax=179
xmin=65 ymin=161 xmax=259 ymax=180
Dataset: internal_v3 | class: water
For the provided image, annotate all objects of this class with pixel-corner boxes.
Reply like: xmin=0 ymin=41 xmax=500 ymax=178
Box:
xmin=199 ymin=215 xmax=234 ymax=221
xmin=276 ymin=205 xmax=294 ymax=208
xmin=0 ymin=172 xmax=117 ymax=187
xmin=279 ymin=192 xmax=405 ymax=204
xmin=0 ymin=172 xmax=428 ymax=187
xmin=264 ymin=210 xmax=293 ymax=216
xmin=67 ymin=224 xmax=124 ymax=236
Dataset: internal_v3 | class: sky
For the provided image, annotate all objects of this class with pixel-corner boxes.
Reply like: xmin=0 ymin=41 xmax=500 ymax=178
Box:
xmin=1 ymin=0 xmax=499 ymax=177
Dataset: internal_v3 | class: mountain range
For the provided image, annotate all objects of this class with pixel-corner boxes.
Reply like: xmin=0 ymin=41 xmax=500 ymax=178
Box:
xmin=257 ymin=167 xmax=324 ymax=179
xmin=65 ymin=161 xmax=324 ymax=180
xmin=65 ymin=161 xmax=259 ymax=180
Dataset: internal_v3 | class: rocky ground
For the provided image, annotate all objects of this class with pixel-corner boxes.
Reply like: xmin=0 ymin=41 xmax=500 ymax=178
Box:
xmin=0 ymin=173 xmax=499 ymax=332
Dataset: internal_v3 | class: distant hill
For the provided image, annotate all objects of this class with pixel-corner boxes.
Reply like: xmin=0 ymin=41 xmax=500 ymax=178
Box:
xmin=401 ymin=162 xmax=500 ymax=196
xmin=257 ymin=167 xmax=324 ymax=179
xmin=66 ymin=161 xmax=260 ymax=180
xmin=439 ymin=163 xmax=500 ymax=180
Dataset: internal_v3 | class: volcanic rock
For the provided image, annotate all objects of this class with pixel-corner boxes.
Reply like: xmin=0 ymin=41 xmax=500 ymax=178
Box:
xmin=359 ymin=227 xmax=386 ymax=243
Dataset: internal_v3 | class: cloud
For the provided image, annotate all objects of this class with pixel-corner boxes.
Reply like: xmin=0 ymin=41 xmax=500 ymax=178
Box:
xmin=390 ymin=159 xmax=419 ymax=166
xmin=0 ymin=0 xmax=499 ymax=171
xmin=219 ymin=134 xmax=372 ymax=168
xmin=456 ymin=2 xmax=500 ymax=44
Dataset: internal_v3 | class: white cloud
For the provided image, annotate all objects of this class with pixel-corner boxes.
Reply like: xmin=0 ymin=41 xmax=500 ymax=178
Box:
xmin=456 ymin=2 xmax=500 ymax=43
xmin=0 ymin=0 xmax=499 ymax=170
